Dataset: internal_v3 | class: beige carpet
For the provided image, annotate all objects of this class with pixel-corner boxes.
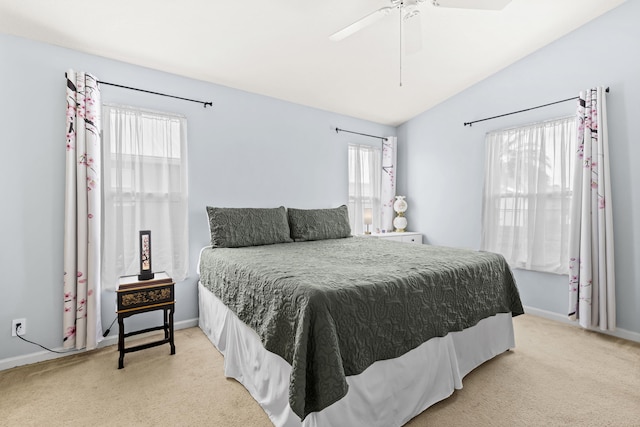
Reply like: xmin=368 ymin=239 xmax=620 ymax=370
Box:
xmin=1 ymin=314 xmax=639 ymax=426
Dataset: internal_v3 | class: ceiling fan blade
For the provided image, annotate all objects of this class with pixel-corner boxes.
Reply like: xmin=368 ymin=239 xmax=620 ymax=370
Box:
xmin=329 ymin=7 xmax=394 ymax=41
xmin=431 ymin=0 xmax=511 ymax=10
xmin=403 ymin=10 xmax=422 ymax=55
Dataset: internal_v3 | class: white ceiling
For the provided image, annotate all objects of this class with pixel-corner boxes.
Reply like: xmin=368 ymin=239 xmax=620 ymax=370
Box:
xmin=0 ymin=0 xmax=626 ymax=126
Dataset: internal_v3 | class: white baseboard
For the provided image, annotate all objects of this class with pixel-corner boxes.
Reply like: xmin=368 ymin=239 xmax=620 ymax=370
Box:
xmin=0 ymin=318 xmax=199 ymax=372
xmin=523 ymin=305 xmax=640 ymax=343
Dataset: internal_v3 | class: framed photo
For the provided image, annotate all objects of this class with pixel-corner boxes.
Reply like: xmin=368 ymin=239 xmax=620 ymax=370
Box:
xmin=138 ymin=230 xmax=155 ymax=280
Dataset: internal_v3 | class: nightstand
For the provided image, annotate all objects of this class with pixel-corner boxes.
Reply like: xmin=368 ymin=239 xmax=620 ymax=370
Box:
xmin=116 ymin=272 xmax=175 ymax=369
xmin=369 ymin=231 xmax=422 ymax=244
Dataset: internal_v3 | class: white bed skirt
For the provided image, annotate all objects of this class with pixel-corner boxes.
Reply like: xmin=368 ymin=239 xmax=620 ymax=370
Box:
xmin=198 ymin=282 xmax=515 ymax=427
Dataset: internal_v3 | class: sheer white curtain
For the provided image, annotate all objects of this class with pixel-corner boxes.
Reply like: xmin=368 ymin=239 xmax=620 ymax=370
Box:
xmin=63 ymin=69 xmax=102 ymax=350
xmin=481 ymin=116 xmax=577 ymax=274
xmin=102 ymin=104 xmax=189 ymax=291
xmin=568 ymin=87 xmax=615 ymax=330
xmin=348 ymin=143 xmax=381 ymax=235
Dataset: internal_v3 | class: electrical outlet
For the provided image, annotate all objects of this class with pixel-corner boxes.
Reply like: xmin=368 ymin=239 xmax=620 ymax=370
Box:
xmin=12 ymin=318 xmax=26 ymax=337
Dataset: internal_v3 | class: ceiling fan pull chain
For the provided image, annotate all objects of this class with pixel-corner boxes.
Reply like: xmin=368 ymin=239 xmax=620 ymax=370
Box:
xmin=399 ymin=1 xmax=403 ymax=87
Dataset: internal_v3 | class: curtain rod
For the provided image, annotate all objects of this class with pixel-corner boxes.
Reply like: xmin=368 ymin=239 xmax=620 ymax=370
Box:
xmin=335 ymin=127 xmax=388 ymax=141
xmin=463 ymin=87 xmax=610 ymax=127
xmin=98 ymin=81 xmax=213 ymax=108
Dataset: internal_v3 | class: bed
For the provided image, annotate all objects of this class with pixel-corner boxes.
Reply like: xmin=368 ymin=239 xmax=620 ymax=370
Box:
xmin=198 ymin=205 xmax=524 ymax=427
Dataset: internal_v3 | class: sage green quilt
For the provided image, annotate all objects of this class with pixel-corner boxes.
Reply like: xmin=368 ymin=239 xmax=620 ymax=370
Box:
xmin=199 ymin=237 xmax=524 ymax=420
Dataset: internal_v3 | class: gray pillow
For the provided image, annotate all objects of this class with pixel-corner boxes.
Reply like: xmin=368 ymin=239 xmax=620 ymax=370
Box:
xmin=287 ymin=205 xmax=352 ymax=242
xmin=206 ymin=206 xmax=293 ymax=248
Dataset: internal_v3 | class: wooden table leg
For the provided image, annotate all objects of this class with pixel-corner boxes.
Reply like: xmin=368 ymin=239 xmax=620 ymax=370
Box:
xmin=118 ymin=314 xmax=125 ymax=369
xmin=163 ymin=308 xmax=169 ymax=340
xmin=169 ymin=306 xmax=175 ymax=355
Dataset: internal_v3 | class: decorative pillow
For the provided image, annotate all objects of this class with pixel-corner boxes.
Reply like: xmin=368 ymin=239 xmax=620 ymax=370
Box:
xmin=287 ymin=205 xmax=352 ymax=242
xmin=206 ymin=206 xmax=293 ymax=248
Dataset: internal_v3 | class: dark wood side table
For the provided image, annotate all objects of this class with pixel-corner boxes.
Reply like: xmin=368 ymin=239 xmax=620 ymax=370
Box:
xmin=116 ymin=273 xmax=175 ymax=369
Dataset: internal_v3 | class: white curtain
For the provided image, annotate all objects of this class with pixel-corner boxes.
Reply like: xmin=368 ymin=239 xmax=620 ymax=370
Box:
xmin=348 ymin=144 xmax=381 ymax=235
xmin=568 ymin=87 xmax=615 ymax=330
xmin=102 ymin=104 xmax=189 ymax=291
xmin=381 ymin=136 xmax=397 ymax=232
xmin=481 ymin=116 xmax=577 ymax=274
xmin=63 ymin=69 xmax=102 ymax=350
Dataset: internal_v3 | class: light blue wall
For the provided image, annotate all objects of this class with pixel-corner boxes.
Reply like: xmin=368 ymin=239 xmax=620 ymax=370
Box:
xmin=2 ymin=1 xmax=638 ymax=364
xmin=398 ymin=1 xmax=639 ymax=335
xmin=0 ymin=33 xmax=395 ymax=362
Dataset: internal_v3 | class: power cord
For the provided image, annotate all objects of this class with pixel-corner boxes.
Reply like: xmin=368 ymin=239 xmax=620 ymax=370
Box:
xmin=103 ymin=316 xmax=118 ymax=337
xmin=14 ymin=317 xmax=119 ymax=354
xmin=14 ymin=323 xmax=75 ymax=354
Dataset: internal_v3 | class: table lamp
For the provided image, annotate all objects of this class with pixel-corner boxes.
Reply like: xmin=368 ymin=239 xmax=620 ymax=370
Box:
xmin=364 ymin=208 xmax=373 ymax=235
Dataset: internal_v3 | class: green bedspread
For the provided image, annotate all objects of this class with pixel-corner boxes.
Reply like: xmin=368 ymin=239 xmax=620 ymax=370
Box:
xmin=199 ymin=237 xmax=523 ymax=420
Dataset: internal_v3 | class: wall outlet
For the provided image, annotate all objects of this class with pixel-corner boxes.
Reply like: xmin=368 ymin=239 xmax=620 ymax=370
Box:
xmin=12 ymin=318 xmax=26 ymax=337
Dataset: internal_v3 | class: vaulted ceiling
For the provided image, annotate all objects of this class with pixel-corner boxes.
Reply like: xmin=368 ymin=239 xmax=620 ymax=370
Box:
xmin=0 ymin=0 xmax=626 ymax=125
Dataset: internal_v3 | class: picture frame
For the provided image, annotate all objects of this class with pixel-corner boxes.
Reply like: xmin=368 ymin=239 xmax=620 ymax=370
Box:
xmin=138 ymin=230 xmax=155 ymax=280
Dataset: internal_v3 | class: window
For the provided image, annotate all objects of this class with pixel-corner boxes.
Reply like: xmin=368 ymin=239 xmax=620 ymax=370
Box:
xmin=101 ymin=105 xmax=188 ymax=290
xmin=481 ymin=116 xmax=576 ymax=274
xmin=348 ymin=143 xmax=381 ymax=235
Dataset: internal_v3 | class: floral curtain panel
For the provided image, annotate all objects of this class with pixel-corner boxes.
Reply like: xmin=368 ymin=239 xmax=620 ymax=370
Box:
xmin=568 ymin=87 xmax=615 ymax=330
xmin=63 ymin=70 xmax=102 ymax=350
xmin=381 ymin=136 xmax=397 ymax=232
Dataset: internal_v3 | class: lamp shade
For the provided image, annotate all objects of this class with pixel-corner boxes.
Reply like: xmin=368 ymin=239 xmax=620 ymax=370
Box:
xmin=363 ymin=208 xmax=373 ymax=225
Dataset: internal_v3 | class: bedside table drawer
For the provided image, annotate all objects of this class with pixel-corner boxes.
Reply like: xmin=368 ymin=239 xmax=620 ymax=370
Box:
xmin=117 ymin=283 xmax=174 ymax=313
xmin=401 ymin=235 xmax=422 ymax=244
xmin=369 ymin=232 xmax=423 ymax=244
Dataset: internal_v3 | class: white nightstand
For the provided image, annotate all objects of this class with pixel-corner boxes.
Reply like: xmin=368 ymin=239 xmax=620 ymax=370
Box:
xmin=368 ymin=231 xmax=422 ymax=244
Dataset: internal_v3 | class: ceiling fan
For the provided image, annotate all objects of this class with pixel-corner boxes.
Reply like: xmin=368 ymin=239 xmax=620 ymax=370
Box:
xmin=329 ymin=0 xmax=511 ymax=85
xmin=329 ymin=0 xmax=512 ymax=44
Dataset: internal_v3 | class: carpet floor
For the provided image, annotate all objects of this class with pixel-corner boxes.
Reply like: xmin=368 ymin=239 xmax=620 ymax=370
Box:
xmin=1 ymin=314 xmax=639 ymax=426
